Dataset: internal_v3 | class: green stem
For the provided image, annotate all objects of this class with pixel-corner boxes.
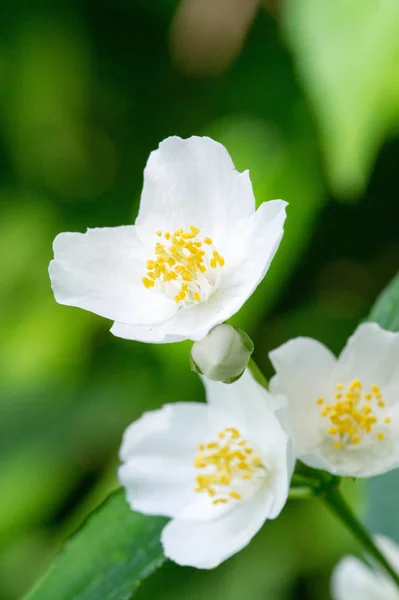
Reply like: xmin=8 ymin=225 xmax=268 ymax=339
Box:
xmin=322 ymin=485 xmax=399 ymax=589
xmin=288 ymin=486 xmax=314 ymax=499
xmin=248 ymin=358 xmax=269 ymax=390
xmin=291 ymin=473 xmax=320 ymax=489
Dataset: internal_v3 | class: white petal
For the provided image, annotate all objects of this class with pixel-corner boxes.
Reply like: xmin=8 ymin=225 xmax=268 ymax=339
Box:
xmin=111 ymin=283 xmax=263 ymax=343
xmin=202 ymin=369 xmax=293 ymax=517
xmin=302 ymin=401 xmax=399 ymax=476
xmin=219 ymin=199 xmax=287 ymax=305
xmin=161 ymin=486 xmax=275 ymax=569
xmin=119 ymin=459 xmax=194 ymax=518
xmin=269 ymin=337 xmax=337 ymax=454
xmin=305 ymin=443 xmax=391 ymax=478
xmin=375 ymin=535 xmax=399 ymax=573
xmin=137 ymin=136 xmax=256 ymax=239
xmin=110 ymin=321 xmax=186 ymax=343
xmin=119 ymin=403 xmax=209 ymax=517
xmin=299 ymin=452 xmax=331 ymax=472
xmin=333 ymin=322 xmax=399 ymax=394
xmin=175 ymin=488 xmax=236 ymax=522
xmin=50 ymin=227 xmax=177 ymax=324
xmin=110 ymin=290 xmax=237 ymax=343
xmin=331 ymin=556 xmax=396 ymax=600
xmin=203 ymin=369 xmax=288 ymax=457
xmin=120 ymin=403 xmax=209 ymax=461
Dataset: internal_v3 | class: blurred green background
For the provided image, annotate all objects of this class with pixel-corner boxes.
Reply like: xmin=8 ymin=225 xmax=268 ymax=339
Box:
xmin=1 ymin=1 xmax=398 ymax=598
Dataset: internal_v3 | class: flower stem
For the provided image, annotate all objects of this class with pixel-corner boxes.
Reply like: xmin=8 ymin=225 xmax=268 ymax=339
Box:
xmin=288 ymin=486 xmax=314 ymax=499
xmin=321 ymin=485 xmax=399 ymax=589
xmin=291 ymin=473 xmax=320 ymax=489
xmin=248 ymin=358 xmax=268 ymax=390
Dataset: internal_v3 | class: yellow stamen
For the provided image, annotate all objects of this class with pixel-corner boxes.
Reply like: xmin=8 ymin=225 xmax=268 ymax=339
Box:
xmin=143 ymin=225 xmax=225 ymax=304
xmin=194 ymin=455 xmax=206 ymax=468
xmin=193 ymin=427 xmax=265 ymax=506
xmin=322 ymin=379 xmax=390 ymax=450
xmin=225 ymin=427 xmax=240 ymax=438
xmin=229 ymin=491 xmax=242 ymax=500
xmin=142 ymin=277 xmax=154 ymax=288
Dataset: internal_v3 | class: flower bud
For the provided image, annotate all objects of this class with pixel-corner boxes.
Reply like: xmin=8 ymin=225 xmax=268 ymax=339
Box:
xmin=190 ymin=324 xmax=254 ymax=383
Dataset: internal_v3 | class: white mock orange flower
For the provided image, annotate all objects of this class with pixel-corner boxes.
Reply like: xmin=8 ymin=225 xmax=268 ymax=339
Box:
xmin=49 ymin=136 xmax=286 ymax=343
xmin=118 ymin=369 xmax=294 ymax=568
xmin=331 ymin=535 xmax=399 ymax=600
xmin=269 ymin=322 xmax=399 ymax=477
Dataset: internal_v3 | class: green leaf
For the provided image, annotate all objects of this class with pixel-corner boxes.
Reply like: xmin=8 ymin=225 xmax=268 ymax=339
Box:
xmin=364 ymin=271 xmax=399 ymax=542
xmin=283 ymin=0 xmax=399 ymax=197
xmin=368 ymin=271 xmax=399 ymax=332
xmin=25 ymin=490 xmax=167 ymax=600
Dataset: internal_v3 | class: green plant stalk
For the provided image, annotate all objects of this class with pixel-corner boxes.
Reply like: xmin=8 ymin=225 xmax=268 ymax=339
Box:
xmin=291 ymin=473 xmax=320 ymax=489
xmin=322 ymin=485 xmax=399 ymax=589
xmin=288 ymin=486 xmax=314 ymax=499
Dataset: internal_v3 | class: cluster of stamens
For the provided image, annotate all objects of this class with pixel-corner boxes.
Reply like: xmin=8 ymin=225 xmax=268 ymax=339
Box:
xmin=193 ymin=427 xmax=265 ymax=505
xmin=317 ymin=379 xmax=390 ymax=449
xmin=142 ymin=226 xmax=225 ymax=304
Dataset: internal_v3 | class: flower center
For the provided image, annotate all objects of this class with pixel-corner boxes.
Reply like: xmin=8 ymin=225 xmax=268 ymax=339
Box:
xmin=317 ymin=379 xmax=391 ymax=449
xmin=142 ymin=226 xmax=225 ymax=305
xmin=193 ymin=427 xmax=266 ymax=505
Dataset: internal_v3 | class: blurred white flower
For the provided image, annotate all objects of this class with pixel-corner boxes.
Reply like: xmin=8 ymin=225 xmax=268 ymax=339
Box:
xmin=49 ymin=136 xmax=286 ymax=343
xmin=118 ymin=368 xmax=294 ymax=569
xmin=269 ymin=322 xmax=399 ymax=477
xmin=331 ymin=535 xmax=399 ymax=600
xmin=190 ymin=323 xmax=254 ymax=383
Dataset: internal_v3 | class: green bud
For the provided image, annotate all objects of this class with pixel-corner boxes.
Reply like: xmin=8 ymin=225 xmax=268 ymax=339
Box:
xmin=190 ymin=324 xmax=254 ymax=383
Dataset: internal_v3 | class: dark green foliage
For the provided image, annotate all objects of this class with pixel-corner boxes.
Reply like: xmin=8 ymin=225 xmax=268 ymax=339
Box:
xmin=25 ymin=491 xmax=166 ymax=600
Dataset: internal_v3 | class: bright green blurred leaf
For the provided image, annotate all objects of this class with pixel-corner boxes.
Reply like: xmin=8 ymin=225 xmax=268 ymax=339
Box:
xmin=283 ymin=0 xmax=399 ymax=197
xmin=364 ymin=271 xmax=399 ymax=542
xmin=25 ymin=491 xmax=166 ymax=600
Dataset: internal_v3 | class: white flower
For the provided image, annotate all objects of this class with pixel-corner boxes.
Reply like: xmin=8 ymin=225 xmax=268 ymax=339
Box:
xmin=331 ymin=535 xmax=399 ymax=600
xmin=118 ymin=368 xmax=294 ymax=569
xmin=269 ymin=322 xmax=399 ymax=478
xmin=49 ymin=136 xmax=287 ymax=343
xmin=190 ymin=323 xmax=253 ymax=383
